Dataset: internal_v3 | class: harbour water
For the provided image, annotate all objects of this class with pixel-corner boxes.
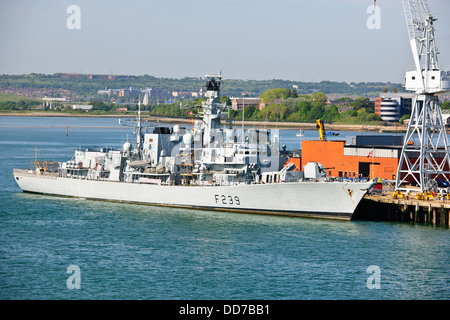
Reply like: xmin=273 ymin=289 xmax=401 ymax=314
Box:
xmin=0 ymin=116 xmax=448 ymax=300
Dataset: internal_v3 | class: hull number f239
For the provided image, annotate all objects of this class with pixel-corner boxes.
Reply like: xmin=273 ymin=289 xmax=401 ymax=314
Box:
xmin=214 ymin=194 xmax=240 ymax=206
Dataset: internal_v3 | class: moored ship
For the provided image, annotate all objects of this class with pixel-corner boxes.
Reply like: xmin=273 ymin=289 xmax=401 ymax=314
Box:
xmin=13 ymin=73 xmax=374 ymax=220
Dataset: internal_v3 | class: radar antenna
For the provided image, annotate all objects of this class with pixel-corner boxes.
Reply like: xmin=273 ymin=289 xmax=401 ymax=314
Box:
xmin=119 ymin=97 xmax=153 ymax=159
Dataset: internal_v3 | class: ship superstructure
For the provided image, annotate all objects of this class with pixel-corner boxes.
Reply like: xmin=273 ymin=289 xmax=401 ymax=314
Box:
xmin=13 ymin=73 xmax=374 ymax=220
xmin=118 ymin=73 xmax=289 ymax=187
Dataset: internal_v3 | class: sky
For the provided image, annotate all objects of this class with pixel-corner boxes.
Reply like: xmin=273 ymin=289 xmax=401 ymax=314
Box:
xmin=0 ymin=0 xmax=449 ymax=83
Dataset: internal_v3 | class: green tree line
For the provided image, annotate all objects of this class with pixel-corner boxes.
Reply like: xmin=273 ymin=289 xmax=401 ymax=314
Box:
xmin=0 ymin=100 xmax=42 ymax=111
xmin=0 ymin=73 xmax=407 ymax=98
xmin=146 ymin=89 xmax=383 ymax=124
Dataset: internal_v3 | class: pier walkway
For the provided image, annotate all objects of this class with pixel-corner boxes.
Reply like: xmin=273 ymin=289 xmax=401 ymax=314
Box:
xmin=354 ymin=189 xmax=450 ymax=226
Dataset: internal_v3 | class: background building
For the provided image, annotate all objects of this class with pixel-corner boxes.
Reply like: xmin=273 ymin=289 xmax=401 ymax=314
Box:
xmin=258 ymin=98 xmax=285 ymax=111
xmin=374 ymin=93 xmax=414 ymax=122
xmin=441 ymin=109 xmax=450 ymax=126
xmin=231 ymin=97 xmax=261 ymax=110
xmin=72 ymin=104 xmax=93 ymax=111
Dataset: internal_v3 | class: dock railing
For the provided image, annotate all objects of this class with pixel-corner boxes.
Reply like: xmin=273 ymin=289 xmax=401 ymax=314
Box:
xmin=13 ymin=169 xmax=58 ymax=178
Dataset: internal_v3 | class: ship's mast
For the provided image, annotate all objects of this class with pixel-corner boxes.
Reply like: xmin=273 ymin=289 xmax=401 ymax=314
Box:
xmin=119 ymin=97 xmax=149 ymax=160
xmin=396 ymin=0 xmax=450 ymax=192
xmin=137 ymin=99 xmax=142 ymax=152
xmin=201 ymin=72 xmax=227 ymax=147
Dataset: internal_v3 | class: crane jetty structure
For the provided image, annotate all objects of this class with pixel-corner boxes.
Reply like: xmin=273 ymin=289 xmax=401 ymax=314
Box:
xmin=357 ymin=0 xmax=450 ymax=226
xmin=395 ymin=0 xmax=450 ymax=193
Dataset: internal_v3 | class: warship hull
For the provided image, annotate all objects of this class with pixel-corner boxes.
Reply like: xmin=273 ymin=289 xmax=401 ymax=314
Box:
xmin=13 ymin=170 xmax=371 ymax=220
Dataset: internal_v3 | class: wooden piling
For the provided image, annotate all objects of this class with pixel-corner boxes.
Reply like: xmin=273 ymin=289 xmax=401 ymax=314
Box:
xmin=415 ymin=203 xmax=419 ymax=223
xmin=360 ymin=194 xmax=450 ymax=226
xmin=447 ymin=209 xmax=450 ymax=227
xmin=402 ymin=204 xmax=408 ymax=222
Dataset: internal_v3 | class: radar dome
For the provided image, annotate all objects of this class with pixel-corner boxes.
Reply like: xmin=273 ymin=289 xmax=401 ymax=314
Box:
xmin=226 ymin=129 xmax=235 ymax=140
xmin=123 ymin=142 xmax=132 ymax=152
xmin=183 ymin=133 xmax=193 ymax=145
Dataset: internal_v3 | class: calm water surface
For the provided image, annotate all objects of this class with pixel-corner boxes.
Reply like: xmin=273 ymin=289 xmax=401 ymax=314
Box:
xmin=0 ymin=116 xmax=448 ymax=300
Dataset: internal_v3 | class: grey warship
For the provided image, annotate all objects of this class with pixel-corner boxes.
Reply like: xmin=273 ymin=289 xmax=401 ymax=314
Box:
xmin=13 ymin=73 xmax=374 ymax=220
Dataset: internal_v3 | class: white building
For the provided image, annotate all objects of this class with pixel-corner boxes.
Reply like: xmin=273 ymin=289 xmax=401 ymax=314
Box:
xmin=142 ymin=92 xmax=149 ymax=106
xmin=72 ymin=104 xmax=93 ymax=111
xmin=442 ymin=109 xmax=450 ymax=126
xmin=375 ymin=93 xmax=414 ymax=122
xmin=380 ymin=98 xmax=401 ymax=121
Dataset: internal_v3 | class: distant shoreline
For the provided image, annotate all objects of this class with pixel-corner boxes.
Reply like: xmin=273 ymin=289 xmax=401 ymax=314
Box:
xmin=0 ymin=112 xmax=408 ymax=133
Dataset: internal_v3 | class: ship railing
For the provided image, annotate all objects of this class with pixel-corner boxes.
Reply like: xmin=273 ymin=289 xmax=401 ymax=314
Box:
xmin=13 ymin=168 xmax=58 ymax=178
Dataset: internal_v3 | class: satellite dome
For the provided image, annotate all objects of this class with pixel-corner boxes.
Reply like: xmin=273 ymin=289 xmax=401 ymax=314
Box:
xmin=183 ymin=133 xmax=193 ymax=145
xmin=123 ymin=142 xmax=132 ymax=152
xmin=226 ymin=129 xmax=235 ymax=140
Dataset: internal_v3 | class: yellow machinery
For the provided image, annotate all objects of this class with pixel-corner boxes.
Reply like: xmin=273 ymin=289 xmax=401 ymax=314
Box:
xmin=316 ymin=119 xmax=326 ymax=141
xmin=391 ymin=190 xmax=405 ymax=199
xmin=415 ymin=191 xmax=435 ymax=201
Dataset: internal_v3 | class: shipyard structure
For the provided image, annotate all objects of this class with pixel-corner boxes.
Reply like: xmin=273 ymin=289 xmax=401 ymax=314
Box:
xmin=285 ymin=134 xmax=449 ymax=186
xmin=288 ymin=135 xmax=402 ymax=181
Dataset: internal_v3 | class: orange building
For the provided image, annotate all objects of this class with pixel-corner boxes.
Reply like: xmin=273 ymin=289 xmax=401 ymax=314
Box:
xmin=284 ymin=136 xmax=449 ymax=184
xmin=300 ymin=140 xmax=401 ymax=180
xmin=374 ymin=97 xmax=382 ymax=115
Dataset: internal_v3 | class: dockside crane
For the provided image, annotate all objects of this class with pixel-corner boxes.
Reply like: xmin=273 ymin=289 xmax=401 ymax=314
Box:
xmin=396 ymin=0 xmax=450 ymax=192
